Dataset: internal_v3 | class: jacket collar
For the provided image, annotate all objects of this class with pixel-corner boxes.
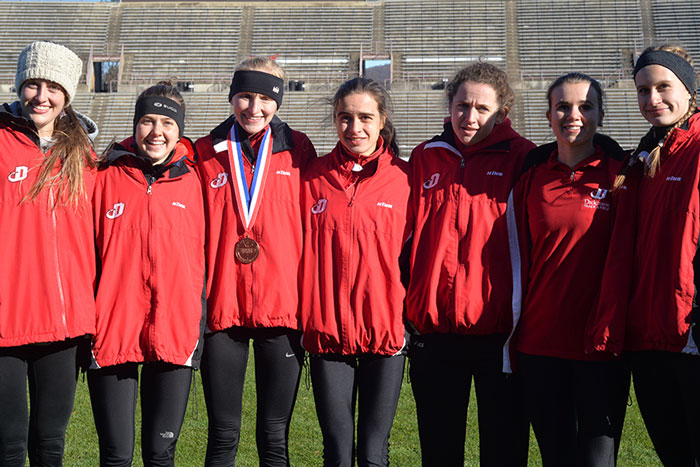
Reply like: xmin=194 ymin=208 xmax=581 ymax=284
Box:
xmin=101 ymin=136 xmax=196 ymax=180
xmin=1 ymin=101 xmax=99 ymax=145
xmin=521 ymin=133 xmax=627 ymax=175
xmin=330 ymin=139 xmax=395 ymax=177
xmin=432 ymin=117 xmax=519 ymax=158
xmin=210 ymin=114 xmax=295 ymax=154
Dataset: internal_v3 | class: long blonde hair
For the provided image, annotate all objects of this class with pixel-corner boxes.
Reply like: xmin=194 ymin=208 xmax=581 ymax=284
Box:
xmin=614 ymin=44 xmax=697 ymax=189
xmin=23 ymin=100 xmax=96 ymax=208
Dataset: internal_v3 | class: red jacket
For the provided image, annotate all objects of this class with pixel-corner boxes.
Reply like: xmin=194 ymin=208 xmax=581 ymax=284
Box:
xmin=0 ymin=104 xmax=96 ymax=347
xmin=507 ymin=137 xmax=634 ymax=367
xmin=92 ymin=138 xmax=206 ymax=368
xmin=406 ymin=118 xmax=535 ymax=336
xmin=195 ymin=115 xmax=316 ymax=332
xmin=627 ymin=111 xmax=700 ymax=353
xmin=301 ymin=142 xmax=411 ymax=356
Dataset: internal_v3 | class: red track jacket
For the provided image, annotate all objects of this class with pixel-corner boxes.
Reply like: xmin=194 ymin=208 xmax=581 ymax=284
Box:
xmin=406 ymin=118 xmax=535 ymax=336
xmin=301 ymin=142 xmax=411 ymax=356
xmin=507 ymin=136 xmax=634 ymax=367
xmin=0 ymin=104 xmax=96 ymax=347
xmin=195 ymin=115 xmax=316 ymax=332
xmin=627 ymin=112 xmax=700 ymax=353
xmin=92 ymin=138 xmax=206 ymax=368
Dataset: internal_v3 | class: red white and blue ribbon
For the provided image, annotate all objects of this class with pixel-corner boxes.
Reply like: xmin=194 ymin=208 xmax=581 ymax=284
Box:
xmin=226 ymin=123 xmax=273 ymax=229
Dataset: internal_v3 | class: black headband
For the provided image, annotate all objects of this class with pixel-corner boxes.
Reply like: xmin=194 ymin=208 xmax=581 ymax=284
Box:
xmin=133 ymin=96 xmax=185 ymax=137
xmin=228 ymin=70 xmax=284 ymax=108
xmin=633 ymin=50 xmax=697 ymax=95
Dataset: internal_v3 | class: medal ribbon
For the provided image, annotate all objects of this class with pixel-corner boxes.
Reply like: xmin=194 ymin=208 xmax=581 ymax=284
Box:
xmin=227 ymin=123 xmax=273 ymax=230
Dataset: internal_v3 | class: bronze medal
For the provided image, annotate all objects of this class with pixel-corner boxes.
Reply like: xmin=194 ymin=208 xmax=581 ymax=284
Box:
xmin=235 ymin=237 xmax=260 ymax=264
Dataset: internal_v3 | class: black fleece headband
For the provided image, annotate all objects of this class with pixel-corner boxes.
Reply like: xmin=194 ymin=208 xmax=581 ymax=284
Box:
xmin=228 ymin=70 xmax=284 ymax=108
xmin=633 ymin=50 xmax=697 ymax=95
xmin=133 ymin=96 xmax=185 ymax=137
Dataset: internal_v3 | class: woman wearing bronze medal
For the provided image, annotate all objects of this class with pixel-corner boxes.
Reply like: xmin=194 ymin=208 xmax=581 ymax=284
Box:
xmin=300 ymin=77 xmax=410 ymax=467
xmin=195 ymin=57 xmax=317 ymax=466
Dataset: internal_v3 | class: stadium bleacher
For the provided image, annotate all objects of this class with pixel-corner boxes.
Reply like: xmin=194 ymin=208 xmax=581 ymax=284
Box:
xmin=1 ymin=0 xmax=699 ymax=153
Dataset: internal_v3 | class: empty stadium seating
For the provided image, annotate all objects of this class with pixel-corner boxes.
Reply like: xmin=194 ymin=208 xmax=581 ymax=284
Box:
xmin=385 ymin=0 xmax=506 ymax=81
xmin=3 ymin=0 xmax=698 ymax=152
xmin=517 ymin=0 xmax=644 ymax=79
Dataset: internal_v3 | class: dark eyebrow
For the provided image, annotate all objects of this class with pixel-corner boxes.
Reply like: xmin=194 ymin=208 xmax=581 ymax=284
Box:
xmin=336 ymin=111 xmax=374 ymax=118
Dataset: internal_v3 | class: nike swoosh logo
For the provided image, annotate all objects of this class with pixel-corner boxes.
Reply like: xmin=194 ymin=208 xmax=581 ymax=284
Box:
xmin=285 ymin=352 xmax=295 ymax=358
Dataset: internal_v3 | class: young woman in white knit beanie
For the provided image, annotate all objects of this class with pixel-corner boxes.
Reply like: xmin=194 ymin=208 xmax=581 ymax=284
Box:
xmin=0 ymin=41 xmax=98 ymax=466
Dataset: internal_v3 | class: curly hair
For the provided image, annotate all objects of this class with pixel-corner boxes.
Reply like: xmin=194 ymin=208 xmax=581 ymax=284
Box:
xmin=445 ymin=62 xmax=514 ymax=111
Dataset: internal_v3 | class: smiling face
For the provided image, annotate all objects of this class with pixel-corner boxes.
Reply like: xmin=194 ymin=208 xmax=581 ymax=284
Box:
xmin=449 ymin=81 xmax=506 ymax=146
xmin=135 ymin=114 xmax=180 ymax=164
xmin=20 ymin=79 xmax=66 ymax=138
xmin=335 ymin=91 xmax=386 ymax=157
xmin=547 ymin=81 xmax=602 ymax=149
xmin=230 ymin=91 xmax=277 ymax=135
xmin=635 ymin=64 xmax=692 ymax=127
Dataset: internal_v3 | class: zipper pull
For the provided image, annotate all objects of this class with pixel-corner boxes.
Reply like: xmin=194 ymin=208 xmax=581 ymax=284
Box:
xmin=348 ymin=184 xmax=358 ymax=206
xmin=147 ymin=184 xmax=152 ymax=194
xmin=570 ymin=171 xmax=575 ymax=181
xmin=461 ymin=157 xmax=465 ymax=168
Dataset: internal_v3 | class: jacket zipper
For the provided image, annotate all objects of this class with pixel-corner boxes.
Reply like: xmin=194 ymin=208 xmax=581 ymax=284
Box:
xmin=344 ymin=176 xmax=370 ymax=352
xmin=49 ymin=188 xmax=69 ymax=336
xmin=146 ymin=175 xmax=157 ymax=360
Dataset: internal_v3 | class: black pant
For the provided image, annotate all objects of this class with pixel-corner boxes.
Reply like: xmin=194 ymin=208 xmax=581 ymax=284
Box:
xmin=87 ymin=362 xmax=192 ymax=467
xmin=627 ymin=351 xmax=700 ymax=466
xmin=0 ymin=338 xmax=80 ymax=467
xmin=409 ymin=333 xmax=529 ymax=467
xmin=310 ymin=353 xmax=404 ymax=467
xmin=518 ymin=353 xmax=630 ymax=467
xmin=201 ymin=327 xmax=304 ymax=467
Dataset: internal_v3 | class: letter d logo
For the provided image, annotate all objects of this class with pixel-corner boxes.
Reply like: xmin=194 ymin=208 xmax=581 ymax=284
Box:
xmin=210 ymin=172 xmax=228 ymax=189
xmin=311 ymin=198 xmax=327 ymax=214
xmin=423 ymin=173 xmax=440 ymax=189
xmin=106 ymin=202 xmax=125 ymax=219
xmin=590 ymin=188 xmax=608 ymax=200
xmin=8 ymin=166 xmax=28 ymax=182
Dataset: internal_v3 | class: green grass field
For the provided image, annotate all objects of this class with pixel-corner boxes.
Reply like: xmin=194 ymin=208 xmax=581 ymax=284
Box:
xmin=61 ymin=358 xmax=662 ymax=466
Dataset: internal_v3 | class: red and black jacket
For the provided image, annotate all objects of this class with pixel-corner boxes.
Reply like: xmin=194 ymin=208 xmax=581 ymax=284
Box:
xmin=506 ymin=135 xmax=635 ymax=369
xmin=301 ymin=142 xmax=411 ymax=356
xmin=0 ymin=103 xmax=97 ymax=347
xmin=406 ymin=118 xmax=535 ymax=336
xmin=627 ymin=111 xmax=700 ymax=353
xmin=195 ymin=115 xmax=316 ymax=332
xmin=92 ymin=137 xmax=206 ymax=368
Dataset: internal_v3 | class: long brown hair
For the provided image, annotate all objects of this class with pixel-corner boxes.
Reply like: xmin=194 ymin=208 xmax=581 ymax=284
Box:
xmin=23 ymin=96 xmax=96 ymax=208
xmin=614 ymin=44 xmax=697 ymax=189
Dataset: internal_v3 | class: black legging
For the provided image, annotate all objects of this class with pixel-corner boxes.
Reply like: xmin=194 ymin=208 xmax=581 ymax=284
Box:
xmin=200 ymin=327 xmax=304 ymax=467
xmin=310 ymin=353 xmax=405 ymax=467
xmin=409 ymin=333 xmax=529 ymax=467
xmin=87 ymin=362 xmax=192 ymax=467
xmin=627 ymin=350 xmax=700 ymax=466
xmin=518 ymin=353 xmax=630 ymax=467
xmin=0 ymin=338 xmax=80 ymax=467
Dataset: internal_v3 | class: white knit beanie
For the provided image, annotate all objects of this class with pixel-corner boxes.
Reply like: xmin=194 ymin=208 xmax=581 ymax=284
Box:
xmin=15 ymin=41 xmax=83 ymax=105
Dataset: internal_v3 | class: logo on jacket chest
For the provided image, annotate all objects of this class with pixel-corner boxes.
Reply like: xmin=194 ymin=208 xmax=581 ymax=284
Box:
xmin=583 ymin=188 xmax=610 ymax=211
xmin=210 ymin=172 xmax=228 ymax=189
xmin=106 ymin=202 xmax=125 ymax=219
xmin=311 ymin=198 xmax=327 ymax=214
xmin=8 ymin=166 xmax=28 ymax=183
xmin=423 ymin=173 xmax=440 ymax=189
